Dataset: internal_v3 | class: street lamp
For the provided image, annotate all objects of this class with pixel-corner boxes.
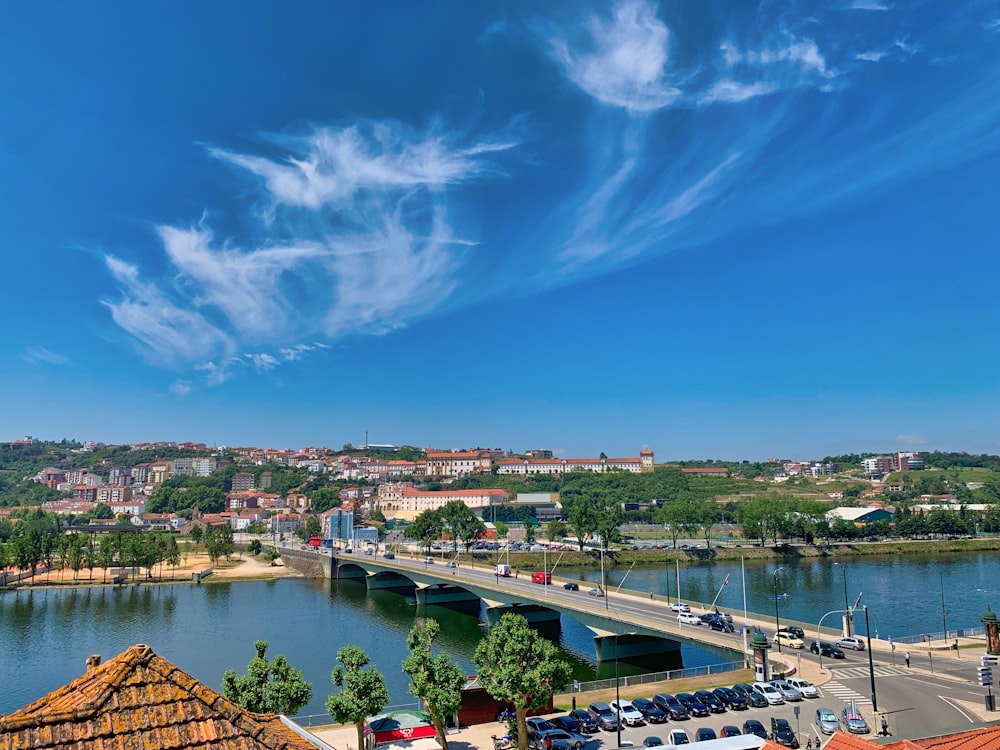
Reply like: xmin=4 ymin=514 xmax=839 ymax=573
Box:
xmin=833 ymin=562 xmax=851 ymax=636
xmin=773 ymin=567 xmax=785 ymax=652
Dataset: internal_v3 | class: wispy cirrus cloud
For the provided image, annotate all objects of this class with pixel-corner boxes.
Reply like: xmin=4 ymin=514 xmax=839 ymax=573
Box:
xmin=22 ymin=347 xmax=70 ymax=366
xmin=850 ymin=1 xmax=890 ymax=10
xmin=548 ymin=0 xmax=680 ymax=114
xmin=102 ymin=121 xmax=515 ymax=389
xmin=895 ymin=434 xmax=927 ymax=446
xmin=170 ymin=379 xmax=192 ymax=396
xmin=699 ymin=79 xmax=779 ymax=104
xmin=856 ymin=51 xmax=887 ymax=62
xmin=987 ymin=19 xmax=1000 ymax=32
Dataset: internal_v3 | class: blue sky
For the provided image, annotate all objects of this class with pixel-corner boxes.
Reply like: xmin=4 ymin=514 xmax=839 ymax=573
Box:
xmin=3 ymin=0 xmax=1000 ymax=459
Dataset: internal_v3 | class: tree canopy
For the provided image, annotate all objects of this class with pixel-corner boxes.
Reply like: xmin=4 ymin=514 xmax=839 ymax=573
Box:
xmin=326 ymin=646 xmax=389 ymax=750
xmin=221 ymin=640 xmax=313 ymax=716
xmin=403 ymin=619 xmax=466 ymax=749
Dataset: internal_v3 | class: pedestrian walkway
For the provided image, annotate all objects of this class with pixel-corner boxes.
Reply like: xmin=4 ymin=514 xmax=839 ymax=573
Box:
xmin=828 ymin=665 xmax=909 ymax=679
xmin=820 ymin=681 xmax=873 ymax=705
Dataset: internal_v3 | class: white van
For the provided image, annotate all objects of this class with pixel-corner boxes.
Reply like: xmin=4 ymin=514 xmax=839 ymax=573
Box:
xmin=494 ymin=564 xmax=512 ymax=577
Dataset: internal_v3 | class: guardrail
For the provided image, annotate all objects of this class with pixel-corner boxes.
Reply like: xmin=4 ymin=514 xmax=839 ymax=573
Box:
xmin=890 ymin=626 xmax=985 ymax=644
xmin=292 ymin=703 xmax=423 ymax=727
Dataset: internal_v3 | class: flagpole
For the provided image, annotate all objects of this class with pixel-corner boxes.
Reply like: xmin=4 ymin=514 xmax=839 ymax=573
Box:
xmin=675 ymin=559 xmax=681 ymax=605
xmin=709 ymin=574 xmax=730 ymax=611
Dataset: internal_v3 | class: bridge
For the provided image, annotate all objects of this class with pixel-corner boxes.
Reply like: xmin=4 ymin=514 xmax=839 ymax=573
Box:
xmin=284 ymin=547 xmax=760 ymax=664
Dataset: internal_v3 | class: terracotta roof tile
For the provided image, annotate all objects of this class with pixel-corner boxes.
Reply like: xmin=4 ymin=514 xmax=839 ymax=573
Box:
xmin=903 ymin=724 xmax=1000 ymax=750
xmin=0 ymin=644 xmax=321 ymax=750
xmin=825 ymin=731 xmax=884 ymax=750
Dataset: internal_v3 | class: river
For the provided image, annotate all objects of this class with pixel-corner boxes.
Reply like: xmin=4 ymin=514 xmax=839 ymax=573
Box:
xmin=1 ymin=550 xmax=996 ymax=718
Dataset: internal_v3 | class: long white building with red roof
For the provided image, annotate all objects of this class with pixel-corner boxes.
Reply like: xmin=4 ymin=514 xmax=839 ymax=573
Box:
xmin=496 ymin=449 xmax=654 ymax=475
xmin=377 ymin=483 xmax=508 ymax=520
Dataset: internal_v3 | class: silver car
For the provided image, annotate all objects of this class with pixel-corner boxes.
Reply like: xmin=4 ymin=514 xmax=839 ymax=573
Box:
xmin=816 ymin=707 xmax=840 ymax=735
xmin=770 ymin=679 xmax=803 ymax=701
xmin=841 ymin=708 xmax=870 ymax=734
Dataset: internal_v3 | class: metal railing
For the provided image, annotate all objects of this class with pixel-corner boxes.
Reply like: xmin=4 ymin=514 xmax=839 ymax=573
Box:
xmin=889 ymin=626 xmax=985 ymax=645
xmin=566 ymin=660 xmax=745 ymax=694
xmin=291 ymin=702 xmax=424 ymax=727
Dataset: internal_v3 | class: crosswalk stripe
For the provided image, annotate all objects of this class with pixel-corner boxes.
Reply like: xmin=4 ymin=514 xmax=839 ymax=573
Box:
xmin=821 ymin=682 xmax=872 ymax=705
xmin=831 ymin=666 xmax=908 ymax=678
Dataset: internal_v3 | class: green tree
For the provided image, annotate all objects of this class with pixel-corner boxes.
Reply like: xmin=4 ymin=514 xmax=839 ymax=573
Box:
xmin=326 ymin=646 xmax=389 ymax=750
xmin=403 ymin=619 xmax=466 ymax=749
xmin=494 ymin=520 xmax=509 ymax=539
xmin=248 ymin=539 xmax=263 ymax=556
xmin=409 ymin=509 xmax=445 ymax=553
xmin=304 ymin=517 xmax=322 ymax=538
xmin=190 ymin=524 xmax=204 ymax=548
xmin=266 ymin=546 xmax=282 ymax=565
xmin=473 ymin=614 xmax=572 ymax=750
xmin=565 ymin=493 xmax=599 ymax=551
xmin=440 ymin=500 xmax=486 ymax=551
xmin=221 ymin=640 xmax=313 ymax=716
xmin=545 ymin=520 xmax=568 ymax=543
xmin=310 ymin=488 xmax=341 ymax=514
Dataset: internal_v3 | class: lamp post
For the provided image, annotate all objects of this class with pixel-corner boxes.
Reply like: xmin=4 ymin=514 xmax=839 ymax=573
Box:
xmin=940 ymin=572 xmax=948 ymax=643
xmin=615 ymin=634 xmax=622 ymax=749
xmin=773 ymin=567 xmax=785 ymax=652
xmin=833 ymin=562 xmax=851 ymax=636
xmin=863 ymin=605 xmax=879 ymax=712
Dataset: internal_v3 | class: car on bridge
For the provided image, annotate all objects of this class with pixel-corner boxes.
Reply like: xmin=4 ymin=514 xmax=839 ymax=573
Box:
xmin=810 ymin=641 xmax=845 ymax=658
xmin=778 ymin=626 xmax=805 ymax=639
xmin=775 ymin=632 xmax=805 ymax=649
xmin=678 ymin=612 xmax=702 ymax=625
xmin=669 ymin=602 xmax=692 ymax=612
xmin=563 ymin=582 xmax=579 ymax=591
xmin=836 ymin=636 xmax=866 ymax=651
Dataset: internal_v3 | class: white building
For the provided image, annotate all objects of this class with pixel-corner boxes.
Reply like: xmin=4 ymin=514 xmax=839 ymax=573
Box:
xmin=377 ymin=485 xmax=508 ymax=521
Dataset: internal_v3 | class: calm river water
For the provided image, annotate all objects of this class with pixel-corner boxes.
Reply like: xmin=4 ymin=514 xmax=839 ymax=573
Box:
xmin=2 ymin=551 xmax=997 ymax=718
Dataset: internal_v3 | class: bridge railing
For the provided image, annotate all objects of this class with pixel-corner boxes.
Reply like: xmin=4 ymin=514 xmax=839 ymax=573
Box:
xmin=566 ymin=660 xmax=745 ymax=695
xmin=292 ymin=702 xmax=424 ymax=727
xmin=890 ymin=626 xmax=985 ymax=644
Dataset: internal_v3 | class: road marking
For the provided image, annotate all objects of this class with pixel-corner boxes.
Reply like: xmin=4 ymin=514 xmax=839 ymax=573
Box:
xmin=939 ymin=696 xmax=975 ymax=723
xmin=820 ymin=682 xmax=872 ymax=705
xmin=830 ymin=666 xmax=909 ymax=679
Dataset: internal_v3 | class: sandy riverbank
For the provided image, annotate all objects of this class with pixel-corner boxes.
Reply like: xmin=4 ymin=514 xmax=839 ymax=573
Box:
xmin=1 ymin=548 xmax=304 ymax=589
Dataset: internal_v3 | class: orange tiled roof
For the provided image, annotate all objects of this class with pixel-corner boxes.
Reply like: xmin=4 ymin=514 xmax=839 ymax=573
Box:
xmin=825 ymin=731 xmax=884 ymax=750
xmin=898 ymin=724 xmax=1000 ymax=750
xmin=0 ymin=644 xmax=318 ymax=750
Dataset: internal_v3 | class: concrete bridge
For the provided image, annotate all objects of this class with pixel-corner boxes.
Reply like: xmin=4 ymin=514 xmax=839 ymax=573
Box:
xmin=285 ymin=548 xmax=758 ymax=664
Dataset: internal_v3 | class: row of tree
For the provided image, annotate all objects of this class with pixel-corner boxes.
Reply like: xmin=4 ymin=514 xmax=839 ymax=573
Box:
xmin=224 ymin=613 xmax=569 ymax=750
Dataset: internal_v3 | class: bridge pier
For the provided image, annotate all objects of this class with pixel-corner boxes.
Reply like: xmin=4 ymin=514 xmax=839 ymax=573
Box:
xmin=414 ymin=583 xmax=481 ymax=606
xmin=593 ymin=633 xmax=682 ymax=662
xmin=366 ymin=572 xmax=416 ymax=591
xmin=486 ymin=603 xmax=562 ymax=628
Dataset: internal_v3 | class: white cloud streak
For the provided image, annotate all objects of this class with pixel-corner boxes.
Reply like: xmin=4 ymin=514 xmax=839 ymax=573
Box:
xmin=850 ymin=1 xmax=889 ymax=10
xmin=549 ymin=0 xmax=680 ymax=114
xmin=23 ymin=347 xmax=70 ymax=366
xmin=856 ymin=51 xmax=887 ymax=62
xmin=170 ymin=379 xmax=192 ymax=396
xmin=699 ymin=80 xmax=779 ymax=104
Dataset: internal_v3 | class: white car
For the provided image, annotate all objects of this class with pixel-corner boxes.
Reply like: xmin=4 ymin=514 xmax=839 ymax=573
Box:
xmin=611 ymin=700 xmax=646 ymax=727
xmin=751 ymin=681 xmax=785 ymax=705
xmin=775 ymin=632 xmax=804 ymax=649
xmin=678 ymin=612 xmax=702 ymax=625
xmin=787 ymin=678 xmax=819 ymax=698
xmin=670 ymin=602 xmax=691 ymax=613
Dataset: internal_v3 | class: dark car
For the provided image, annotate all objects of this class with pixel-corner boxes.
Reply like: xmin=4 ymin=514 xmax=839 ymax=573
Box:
xmin=568 ymin=709 xmax=599 ymax=734
xmin=743 ymin=720 xmax=769 ymax=740
xmin=551 ymin=716 xmax=582 ymax=734
xmin=632 ymin=697 xmax=668 ymax=724
xmin=710 ymin=619 xmax=736 ymax=633
xmin=732 ymin=683 xmax=768 ymax=708
xmin=587 ymin=701 xmax=619 ymax=732
xmin=810 ymin=641 xmax=846 ymax=659
xmin=771 ymin=718 xmax=799 ymax=748
xmin=778 ymin=626 xmax=805 ymax=639
xmin=696 ymin=728 xmax=717 ymax=742
xmin=643 ymin=738 xmax=664 ymax=748
xmin=694 ymin=690 xmax=727 ymax=714
xmin=383 ymin=552 xmax=395 ymax=559
xmin=563 ymin=582 xmax=580 ymax=591
xmin=713 ymin=687 xmax=748 ymax=710
xmin=674 ymin=693 xmax=710 ymax=718
xmin=652 ymin=693 xmax=689 ymax=720
xmin=720 ymin=726 xmax=742 ymax=738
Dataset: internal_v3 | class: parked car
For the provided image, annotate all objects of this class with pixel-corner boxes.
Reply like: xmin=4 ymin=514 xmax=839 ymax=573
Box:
xmin=712 ymin=687 xmax=748 ymax=710
xmin=751 ymin=681 xmax=785 ymax=705
xmin=652 ymin=693 xmax=689 ymax=720
xmin=526 ymin=718 xmax=555 ymax=735
xmin=643 ymin=737 xmax=663 ymax=747
xmin=568 ymin=709 xmax=599 ymax=734
xmin=742 ymin=720 xmax=769 ymax=740
xmin=720 ymin=726 xmax=742 ymax=738
xmin=731 ymin=683 xmax=768 ymax=708
xmin=674 ymin=693 xmax=710 ymax=718
xmin=775 ymin=632 xmax=805 ymax=649
xmin=810 ymin=641 xmax=845 ymax=659
xmin=669 ymin=602 xmax=691 ymax=612
xmin=563 ymin=582 xmax=579 ymax=591
xmin=770 ymin=718 xmax=799 ymax=748
xmin=678 ymin=612 xmax=702 ymax=625
xmin=667 ymin=729 xmax=690 ymax=746
xmin=632 ymin=697 xmax=667 ymax=723
xmin=694 ymin=690 xmax=726 ymax=713
xmin=587 ymin=701 xmax=619 ymax=732
xmin=778 ymin=626 xmax=805 ymax=639
xmin=815 ymin=708 xmax=841 ymax=735
xmin=769 ymin=680 xmax=803 ymax=701
xmin=841 ymin=708 xmax=870 ymax=734
xmin=550 ymin=716 xmax=582 ymax=734
xmin=696 ymin=728 xmax=717 ymax=742
xmin=611 ymin=700 xmax=645 ymax=727
xmin=531 ymin=729 xmax=588 ymax=750
xmin=786 ymin=678 xmax=818 ymax=698
xmin=836 ymin=637 xmax=866 ymax=651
